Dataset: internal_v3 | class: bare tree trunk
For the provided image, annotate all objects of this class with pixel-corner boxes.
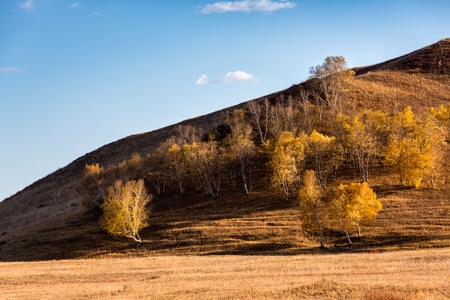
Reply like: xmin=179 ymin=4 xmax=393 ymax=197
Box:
xmin=344 ymin=229 xmax=353 ymax=245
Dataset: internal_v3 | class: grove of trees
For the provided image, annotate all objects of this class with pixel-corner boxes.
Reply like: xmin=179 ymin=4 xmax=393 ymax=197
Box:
xmin=79 ymin=56 xmax=449 ymax=247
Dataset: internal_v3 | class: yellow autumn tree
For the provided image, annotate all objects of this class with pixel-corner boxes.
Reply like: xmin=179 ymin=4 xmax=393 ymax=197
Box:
xmin=298 ymin=170 xmax=326 ymax=248
xmin=100 ymin=179 xmax=151 ymax=244
xmin=307 ymin=130 xmax=344 ymax=188
xmin=269 ymin=131 xmax=308 ymax=199
xmin=417 ymin=112 xmax=447 ymax=189
xmin=328 ymin=182 xmax=382 ymax=245
xmin=429 ymin=104 xmax=450 ymax=131
xmin=385 ymin=106 xmax=447 ymax=188
xmin=339 ymin=110 xmax=389 ymax=182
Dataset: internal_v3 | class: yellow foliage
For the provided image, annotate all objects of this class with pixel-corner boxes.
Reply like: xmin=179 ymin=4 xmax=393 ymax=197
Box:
xmin=269 ymin=131 xmax=308 ymax=198
xmin=298 ymin=170 xmax=326 ymax=246
xmin=100 ymin=179 xmax=151 ymax=243
xmin=385 ymin=137 xmax=424 ymax=188
xmin=84 ymin=163 xmax=104 ymax=178
xmin=385 ymin=106 xmax=447 ymax=188
xmin=340 ymin=112 xmax=377 ymax=181
xmin=430 ymin=104 xmax=450 ymax=128
xmin=307 ymin=130 xmax=344 ymax=188
xmin=329 ymin=182 xmax=382 ymax=242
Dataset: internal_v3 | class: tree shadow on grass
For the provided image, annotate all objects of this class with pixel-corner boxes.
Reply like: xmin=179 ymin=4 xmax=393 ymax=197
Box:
xmin=371 ymin=185 xmax=414 ymax=198
xmin=203 ymin=233 xmax=450 ymax=256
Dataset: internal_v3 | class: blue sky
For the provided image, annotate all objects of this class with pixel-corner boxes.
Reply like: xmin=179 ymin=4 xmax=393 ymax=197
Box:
xmin=1 ymin=0 xmax=449 ymax=201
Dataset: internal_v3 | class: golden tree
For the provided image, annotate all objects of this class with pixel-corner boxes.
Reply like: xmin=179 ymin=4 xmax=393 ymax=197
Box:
xmin=385 ymin=106 xmax=446 ymax=188
xmin=417 ymin=113 xmax=447 ymax=189
xmin=339 ymin=110 xmax=389 ymax=182
xmin=298 ymin=170 xmax=326 ymax=247
xmin=100 ymin=179 xmax=151 ymax=244
xmin=429 ymin=104 xmax=450 ymax=130
xmin=269 ymin=131 xmax=308 ymax=199
xmin=328 ymin=182 xmax=381 ymax=244
xmin=307 ymin=130 xmax=344 ymax=188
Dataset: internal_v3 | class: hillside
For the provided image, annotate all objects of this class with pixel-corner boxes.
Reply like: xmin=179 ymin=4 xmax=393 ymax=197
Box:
xmin=0 ymin=39 xmax=449 ymax=261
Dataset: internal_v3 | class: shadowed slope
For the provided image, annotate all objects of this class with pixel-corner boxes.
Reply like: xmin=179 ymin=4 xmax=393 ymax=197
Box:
xmin=354 ymin=38 xmax=450 ymax=75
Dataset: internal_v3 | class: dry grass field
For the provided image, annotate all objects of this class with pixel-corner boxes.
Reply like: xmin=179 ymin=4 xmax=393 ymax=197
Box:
xmin=1 ymin=249 xmax=449 ymax=299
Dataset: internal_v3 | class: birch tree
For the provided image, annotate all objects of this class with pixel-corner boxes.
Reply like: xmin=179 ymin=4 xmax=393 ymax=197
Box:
xmin=164 ymin=143 xmax=190 ymax=195
xmin=269 ymin=131 xmax=308 ymax=199
xmin=224 ymin=109 xmax=257 ymax=194
xmin=247 ymin=99 xmax=270 ymax=144
xmin=328 ymin=182 xmax=381 ymax=245
xmin=100 ymin=179 xmax=151 ymax=244
xmin=187 ymin=141 xmax=222 ymax=197
xmin=298 ymin=170 xmax=326 ymax=247
xmin=309 ymin=56 xmax=354 ymax=112
xmin=339 ymin=110 xmax=389 ymax=182
xmin=307 ymin=130 xmax=344 ymax=188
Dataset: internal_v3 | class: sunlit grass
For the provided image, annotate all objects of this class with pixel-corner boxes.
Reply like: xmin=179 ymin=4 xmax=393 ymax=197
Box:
xmin=1 ymin=248 xmax=449 ymax=299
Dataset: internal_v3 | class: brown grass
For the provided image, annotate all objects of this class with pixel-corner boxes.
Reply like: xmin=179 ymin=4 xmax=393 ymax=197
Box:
xmin=1 ymin=248 xmax=449 ymax=299
xmin=347 ymin=70 xmax=450 ymax=112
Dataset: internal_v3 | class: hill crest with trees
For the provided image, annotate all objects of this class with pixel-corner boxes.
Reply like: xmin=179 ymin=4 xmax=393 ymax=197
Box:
xmin=0 ymin=39 xmax=449 ymax=261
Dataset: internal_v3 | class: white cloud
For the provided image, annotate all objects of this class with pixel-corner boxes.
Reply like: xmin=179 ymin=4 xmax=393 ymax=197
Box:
xmin=17 ymin=0 xmax=35 ymax=10
xmin=195 ymin=74 xmax=209 ymax=85
xmin=0 ymin=67 xmax=22 ymax=73
xmin=218 ymin=71 xmax=257 ymax=83
xmin=69 ymin=3 xmax=81 ymax=9
xmin=196 ymin=71 xmax=258 ymax=85
xmin=201 ymin=0 xmax=296 ymax=14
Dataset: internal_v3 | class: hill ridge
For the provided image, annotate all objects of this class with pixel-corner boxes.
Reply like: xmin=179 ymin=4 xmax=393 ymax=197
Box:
xmin=354 ymin=38 xmax=450 ymax=76
xmin=1 ymin=39 xmax=449 ymax=261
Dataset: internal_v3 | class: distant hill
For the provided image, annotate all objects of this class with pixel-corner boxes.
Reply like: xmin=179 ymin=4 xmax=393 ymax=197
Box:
xmin=1 ymin=39 xmax=449 ymax=261
xmin=354 ymin=38 xmax=450 ymax=75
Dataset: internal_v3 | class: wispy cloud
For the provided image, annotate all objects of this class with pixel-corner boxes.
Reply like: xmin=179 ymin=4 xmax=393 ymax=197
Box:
xmin=0 ymin=67 xmax=22 ymax=73
xmin=195 ymin=74 xmax=209 ymax=85
xmin=196 ymin=71 xmax=258 ymax=84
xmin=69 ymin=2 xmax=81 ymax=9
xmin=17 ymin=0 xmax=35 ymax=10
xmin=201 ymin=0 xmax=296 ymax=14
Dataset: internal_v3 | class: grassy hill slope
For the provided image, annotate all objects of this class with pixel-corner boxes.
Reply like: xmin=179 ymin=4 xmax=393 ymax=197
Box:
xmin=0 ymin=39 xmax=449 ymax=261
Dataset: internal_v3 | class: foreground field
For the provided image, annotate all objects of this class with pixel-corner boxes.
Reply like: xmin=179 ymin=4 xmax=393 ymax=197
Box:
xmin=1 ymin=248 xmax=449 ymax=299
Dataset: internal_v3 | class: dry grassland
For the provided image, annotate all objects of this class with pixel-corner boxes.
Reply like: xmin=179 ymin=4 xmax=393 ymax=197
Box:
xmin=348 ymin=70 xmax=450 ymax=112
xmin=1 ymin=248 xmax=449 ymax=299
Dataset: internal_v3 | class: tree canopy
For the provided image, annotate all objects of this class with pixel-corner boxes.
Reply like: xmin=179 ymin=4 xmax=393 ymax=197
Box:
xmin=100 ymin=179 xmax=151 ymax=244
